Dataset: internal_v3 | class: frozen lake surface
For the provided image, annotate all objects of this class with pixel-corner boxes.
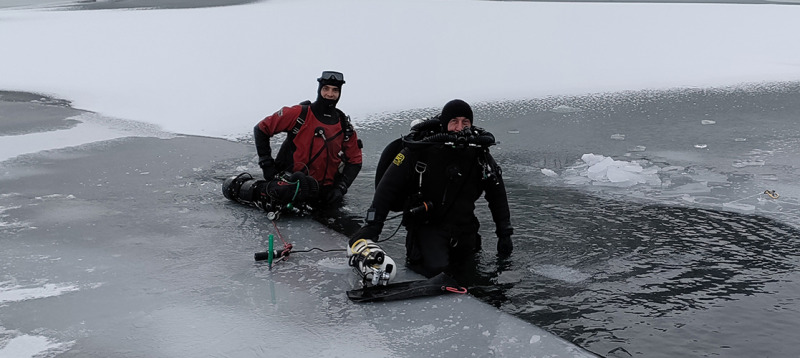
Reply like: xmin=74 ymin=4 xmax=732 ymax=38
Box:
xmin=2 ymin=0 xmax=800 ymax=356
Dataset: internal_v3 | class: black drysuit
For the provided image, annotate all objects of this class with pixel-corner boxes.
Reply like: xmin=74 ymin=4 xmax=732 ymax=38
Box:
xmin=364 ymin=140 xmax=513 ymax=278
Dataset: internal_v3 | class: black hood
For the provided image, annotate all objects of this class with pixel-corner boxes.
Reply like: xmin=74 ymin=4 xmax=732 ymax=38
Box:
xmin=312 ymin=81 xmax=341 ymax=117
xmin=311 ymin=71 xmax=345 ymax=122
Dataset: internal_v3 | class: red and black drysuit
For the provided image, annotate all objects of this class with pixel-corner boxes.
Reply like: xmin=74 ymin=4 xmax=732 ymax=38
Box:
xmin=254 ymin=101 xmax=362 ymax=207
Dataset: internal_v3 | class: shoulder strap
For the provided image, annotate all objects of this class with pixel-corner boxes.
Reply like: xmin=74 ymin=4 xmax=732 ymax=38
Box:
xmin=291 ymin=103 xmax=311 ymax=135
xmin=337 ymin=108 xmax=354 ymax=141
xmin=291 ymin=103 xmax=355 ymax=142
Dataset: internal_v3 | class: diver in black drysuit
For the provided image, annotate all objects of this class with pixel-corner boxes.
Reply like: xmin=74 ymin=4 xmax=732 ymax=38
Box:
xmin=353 ymin=99 xmax=514 ymax=279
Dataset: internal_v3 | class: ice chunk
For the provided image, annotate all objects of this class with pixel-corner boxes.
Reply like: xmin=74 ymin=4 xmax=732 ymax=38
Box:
xmin=580 ymin=153 xmax=607 ymax=166
xmin=722 ymin=202 xmax=755 ymax=212
xmin=662 ymin=165 xmax=685 ymax=173
xmin=550 ymin=105 xmax=583 ymax=113
xmin=610 ymin=133 xmax=625 ymax=140
xmin=0 ymin=334 xmax=73 ymax=358
xmin=0 ymin=283 xmax=79 ymax=304
xmin=628 ymin=145 xmax=646 ymax=152
xmin=530 ymin=264 xmax=591 ymax=283
xmin=606 ymin=163 xmax=643 ymax=183
xmin=694 ymin=144 xmax=708 ymax=149
xmin=573 ymin=154 xmax=661 ymax=188
xmin=701 ymin=120 xmax=716 ymax=125
xmin=540 ymin=168 xmax=558 ymax=177
xmin=669 ymin=182 xmax=711 ymax=194
xmin=732 ymin=160 xmax=765 ymax=168
xmin=680 ymin=194 xmax=697 ymax=203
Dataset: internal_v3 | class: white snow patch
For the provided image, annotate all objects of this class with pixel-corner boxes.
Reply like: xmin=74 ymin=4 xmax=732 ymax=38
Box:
xmin=0 ymin=332 xmax=74 ymax=358
xmin=0 ymin=282 xmax=79 ymax=304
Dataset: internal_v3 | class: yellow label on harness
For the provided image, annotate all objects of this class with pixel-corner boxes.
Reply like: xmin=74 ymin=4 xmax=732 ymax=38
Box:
xmin=392 ymin=153 xmax=405 ymax=166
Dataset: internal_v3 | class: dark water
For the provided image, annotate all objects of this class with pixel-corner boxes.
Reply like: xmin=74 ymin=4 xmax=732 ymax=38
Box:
xmin=485 ymin=189 xmax=800 ymax=357
xmin=347 ymin=83 xmax=800 ymax=357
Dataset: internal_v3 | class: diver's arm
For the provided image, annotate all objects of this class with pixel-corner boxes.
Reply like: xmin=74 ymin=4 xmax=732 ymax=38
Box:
xmin=483 ymin=153 xmax=514 ymax=239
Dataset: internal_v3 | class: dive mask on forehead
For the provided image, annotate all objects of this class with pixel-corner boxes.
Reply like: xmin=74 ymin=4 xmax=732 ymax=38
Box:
xmin=317 ymin=71 xmax=345 ymax=84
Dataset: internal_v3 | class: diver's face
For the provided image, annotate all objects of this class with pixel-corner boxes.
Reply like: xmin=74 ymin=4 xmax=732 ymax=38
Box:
xmin=447 ymin=117 xmax=471 ymax=132
xmin=320 ymin=85 xmax=340 ymax=100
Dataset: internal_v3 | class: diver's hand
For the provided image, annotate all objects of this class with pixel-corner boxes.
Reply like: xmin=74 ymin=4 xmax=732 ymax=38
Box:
xmin=497 ymin=235 xmax=513 ymax=257
xmin=350 ymin=222 xmax=383 ymax=246
xmin=260 ymin=164 xmax=277 ymax=180
xmin=324 ymin=182 xmax=348 ymax=205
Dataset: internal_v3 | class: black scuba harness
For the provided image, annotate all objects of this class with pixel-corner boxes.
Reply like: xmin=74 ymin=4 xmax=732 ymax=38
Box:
xmin=380 ymin=118 xmax=502 ymax=223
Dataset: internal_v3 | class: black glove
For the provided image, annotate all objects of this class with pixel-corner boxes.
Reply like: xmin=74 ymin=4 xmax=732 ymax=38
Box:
xmin=497 ymin=235 xmax=513 ymax=257
xmin=349 ymin=222 xmax=383 ymax=246
xmin=260 ymin=164 xmax=277 ymax=180
xmin=324 ymin=182 xmax=348 ymax=205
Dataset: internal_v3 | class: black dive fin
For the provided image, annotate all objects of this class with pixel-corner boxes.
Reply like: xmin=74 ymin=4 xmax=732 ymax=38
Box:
xmin=347 ymin=272 xmax=465 ymax=303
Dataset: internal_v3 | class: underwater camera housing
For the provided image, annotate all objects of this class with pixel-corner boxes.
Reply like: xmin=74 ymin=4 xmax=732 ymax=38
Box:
xmin=348 ymin=239 xmax=396 ymax=286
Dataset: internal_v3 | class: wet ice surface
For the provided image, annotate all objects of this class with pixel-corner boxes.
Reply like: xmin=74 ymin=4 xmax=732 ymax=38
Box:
xmin=2 ymin=83 xmax=800 ymax=357
xmin=0 ymin=96 xmax=594 ymax=357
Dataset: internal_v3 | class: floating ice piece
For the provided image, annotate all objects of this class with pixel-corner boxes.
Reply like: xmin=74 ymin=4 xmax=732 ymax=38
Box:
xmin=0 ymin=283 xmax=79 ymax=304
xmin=661 ymin=165 xmax=685 ymax=172
xmin=550 ymin=105 xmax=583 ymax=113
xmin=734 ymin=138 xmax=747 ymax=142
xmin=722 ymin=202 xmax=755 ymax=212
xmin=580 ymin=153 xmax=607 ymax=166
xmin=610 ymin=133 xmax=625 ymax=140
xmin=540 ymin=168 xmax=558 ymax=177
xmin=694 ymin=144 xmax=708 ymax=149
xmin=669 ymin=182 xmax=711 ymax=194
xmin=530 ymin=264 xmax=591 ymax=283
xmin=628 ymin=145 xmax=646 ymax=152
xmin=732 ymin=160 xmax=765 ymax=168
xmin=494 ymin=270 xmax=526 ymax=284
xmin=0 ymin=334 xmax=74 ymax=358
xmin=508 ymin=129 xmax=520 ymax=134
xmin=575 ymin=154 xmax=661 ymax=187
xmin=701 ymin=120 xmax=716 ymax=125
xmin=606 ymin=163 xmax=644 ymax=183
